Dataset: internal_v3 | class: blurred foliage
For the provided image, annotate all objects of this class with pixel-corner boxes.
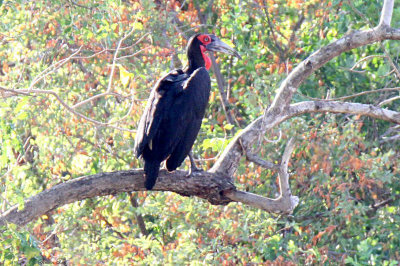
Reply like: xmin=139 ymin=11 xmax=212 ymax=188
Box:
xmin=0 ymin=0 xmax=400 ymax=264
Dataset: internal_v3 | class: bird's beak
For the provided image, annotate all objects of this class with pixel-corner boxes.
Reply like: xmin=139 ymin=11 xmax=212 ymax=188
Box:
xmin=206 ymin=38 xmax=242 ymax=59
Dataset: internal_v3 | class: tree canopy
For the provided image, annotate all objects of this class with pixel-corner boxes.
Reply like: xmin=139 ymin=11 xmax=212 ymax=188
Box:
xmin=1 ymin=0 xmax=400 ymax=264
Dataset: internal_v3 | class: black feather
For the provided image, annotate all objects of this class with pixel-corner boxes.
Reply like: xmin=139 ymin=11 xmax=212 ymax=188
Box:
xmin=144 ymin=159 xmax=161 ymax=190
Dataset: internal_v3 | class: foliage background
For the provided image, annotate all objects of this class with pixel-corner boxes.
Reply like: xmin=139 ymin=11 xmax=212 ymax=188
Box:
xmin=1 ymin=0 xmax=400 ymax=264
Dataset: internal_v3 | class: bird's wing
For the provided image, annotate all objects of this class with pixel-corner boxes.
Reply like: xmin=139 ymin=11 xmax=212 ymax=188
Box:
xmin=165 ymin=67 xmax=211 ymax=170
xmin=134 ymin=70 xmax=187 ymax=158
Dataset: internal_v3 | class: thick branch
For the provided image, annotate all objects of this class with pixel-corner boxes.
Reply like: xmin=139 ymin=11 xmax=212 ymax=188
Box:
xmin=0 ymin=168 xmax=302 ymax=226
xmin=379 ymin=0 xmax=394 ymax=27
xmin=0 ymin=170 xmax=235 ymax=226
xmin=224 ymin=190 xmax=298 ymax=214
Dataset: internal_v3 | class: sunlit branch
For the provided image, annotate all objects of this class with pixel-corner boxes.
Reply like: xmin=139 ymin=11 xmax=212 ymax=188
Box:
xmin=298 ymin=87 xmax=400 ymax=102
xmin=288 ymin=101 xmax=400 ymax=124
xmin=0 ymin=170 xmax=236 ymax=226
xmin=225 ymin=138 xmax=298 ymax=213
xmin=278 ymin=138 xmax=295 ymax=198
xmin=378 ymin=95 xmax=400 ymax=107
xmin=379 ymin=0 xmax=394 ymax=27
xmin=72 ymin=33 xmax=149 ymax=110
xmin=72 ymin=92 xmax=130 ymax=109
xmin=116 ymin=46 xmax=151 ymax=60
xmin=212 ymin=11 xmax=400 ymax=176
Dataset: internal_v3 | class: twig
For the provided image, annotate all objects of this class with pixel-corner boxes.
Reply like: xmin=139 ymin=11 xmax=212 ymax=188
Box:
xmin=347 ymin=0 xmax=373 ymax=26
xmin=116 ymin=46 xmax=151 ymax=60
xmin=68 ymin=0 xmax=94 ymax=9
xmin=0 ymin=87 xmax=136 ymax=132
xmin=72 ymin=92 xmax=128 ymax=109
xmin=296 ymin=87 xmax=400 ymax=102
xmin=107 ymin=27 xmax=136 ymax=92
xmin=27 ymin=47 xmax=83 ymax=91
xmin=261 ymin=0 xmax=285 ymax=59
xmin=209 ymin=54 xmax=238 ymax=130
xmin=264 ymin=130 xmax=282 ymax=144
xmin=378 ymin=95 xmax=400 ymax=106
xmin=246 ymin=152 xmax=280 ymax=170
xmin=106 ymin=95 xmax=136 ymax=125
xmin=348 ymin=0 xmax=400 ymax=79
xmin=349 ymin=54 xmax=387 ymax=71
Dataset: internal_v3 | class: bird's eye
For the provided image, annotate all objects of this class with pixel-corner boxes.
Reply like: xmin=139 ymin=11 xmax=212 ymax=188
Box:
xmin=204 ymin=37 xmax=209 ymax=42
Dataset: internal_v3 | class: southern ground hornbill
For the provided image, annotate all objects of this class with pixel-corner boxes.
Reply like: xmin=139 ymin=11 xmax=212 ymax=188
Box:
xmin=134 ymin=33 xmax=240 ymax=190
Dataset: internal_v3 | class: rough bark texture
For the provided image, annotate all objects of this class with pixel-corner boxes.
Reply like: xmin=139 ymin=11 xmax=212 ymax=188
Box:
xmin=0 ymin=170 xmax=235 ymax=226
xmin=1 ymin=0 xmax=400 ymax=227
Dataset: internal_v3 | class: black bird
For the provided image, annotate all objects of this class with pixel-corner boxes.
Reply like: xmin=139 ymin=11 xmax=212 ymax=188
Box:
xmin=134 ymin=33 xmax=240 ymax=190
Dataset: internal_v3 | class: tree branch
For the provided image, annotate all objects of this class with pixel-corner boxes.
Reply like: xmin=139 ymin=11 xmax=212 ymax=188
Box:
xmin=0 ymin=170 xmax=234 ymax=226
xmin=225 ymin=138 xmax=298 ymax=214
xmin=289 ymin=101 xmax=400 ymax=124
xmin=379 ymin=0 xmax=394 ymax=27
xmin=211 ymin=18 xmax=400 ymax=176
xmin=0 ymin=168 xmax=302 ymax=226
xmin=209 ymin=54 xmax=238 ymax=128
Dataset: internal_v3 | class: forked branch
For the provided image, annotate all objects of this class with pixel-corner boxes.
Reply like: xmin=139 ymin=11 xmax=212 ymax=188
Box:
xmin=225 ymin=138 xmax=299 ymax=214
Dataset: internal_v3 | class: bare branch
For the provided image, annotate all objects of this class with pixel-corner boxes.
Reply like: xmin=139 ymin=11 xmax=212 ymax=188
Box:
xmin=209 ymin=54 xmax=238 ymax=129
xmin=27 ymin=47 xmax=82 ymax=91
xmin=379 ymin=0 xmax=394 ymax=27
xmin=289 ymin=101 xmax=400 ymax=124
xmin=211 ymin=22 xmax=400 ymax=177
xmin=349 ymin=54 xmax=387 ymax=71
xmin=129 ymin=193 xmax=148 ymax=236
xmin=278 ymin=138 xmax=295 ymax=198
xmin=347 ymin=0 xmax=373 ymax=26
xmin=299 ymin=87 xmax=400 ymax=102
xmin=0 ymin=86 xmax=31 ymax=97
xmin=0 ymin=87 xmax=136 ymax=133
xmin=225 ymin=138 xmax=298 ymax=214
xmin=107 ymin=27 xmax=136 ymax=92
xmin=246 ymin=152 xmax=279 ymax=170
xmin=0 ymin=165 xmax=304 ymax=226
xmin=0 ymin=170 xmax=236 ymax=226
xmin=72 ymin=34 xmax=150 ymax=109
xmin=116 ymin=46 xmax=151 ymax=60
xmin=379 ymin=95 xmax=400 ymax=107
xmin=224 ymin=190 xmax=298 ymax=214
xmin=72 ymin=92 xmax=128 ymax=109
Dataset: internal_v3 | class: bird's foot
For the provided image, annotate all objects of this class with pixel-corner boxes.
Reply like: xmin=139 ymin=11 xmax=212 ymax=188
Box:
xmin=186 ymin=166 xmax=204 ymax=178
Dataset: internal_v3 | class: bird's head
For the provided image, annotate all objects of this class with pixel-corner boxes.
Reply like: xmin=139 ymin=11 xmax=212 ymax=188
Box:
xmin=187 ymin=33 xmax=241 ymax=71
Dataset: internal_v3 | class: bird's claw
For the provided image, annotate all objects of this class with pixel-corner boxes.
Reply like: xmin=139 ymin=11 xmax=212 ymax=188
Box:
xmin=186 ymin=166 xmax=204 ymax=178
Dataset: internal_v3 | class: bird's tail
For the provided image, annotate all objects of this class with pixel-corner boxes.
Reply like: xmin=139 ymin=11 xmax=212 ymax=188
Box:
xmin=144 ymin=160 xmax=161 ymax=190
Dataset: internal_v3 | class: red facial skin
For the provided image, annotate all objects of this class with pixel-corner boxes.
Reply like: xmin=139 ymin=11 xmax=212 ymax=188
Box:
xmin=197 ymin=34 xmax=212 ymax=70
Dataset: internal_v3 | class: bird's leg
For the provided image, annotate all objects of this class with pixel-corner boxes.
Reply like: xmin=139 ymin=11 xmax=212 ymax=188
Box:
xmin=187 ymin=151 xmax=202 ymax=176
